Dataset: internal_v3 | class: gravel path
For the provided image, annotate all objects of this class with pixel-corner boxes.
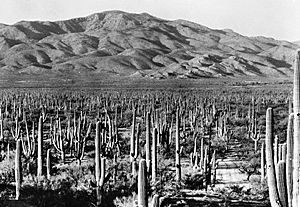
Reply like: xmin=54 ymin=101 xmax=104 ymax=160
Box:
xmin=214 ymin=140 xmax=251 ymax=188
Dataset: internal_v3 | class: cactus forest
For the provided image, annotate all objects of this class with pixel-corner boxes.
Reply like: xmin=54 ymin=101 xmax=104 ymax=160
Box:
xmin=0 ymin=52 xmax=299 ymax=206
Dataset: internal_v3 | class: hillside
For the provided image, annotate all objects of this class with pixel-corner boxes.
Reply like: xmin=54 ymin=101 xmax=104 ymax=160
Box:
xmin=0 ymin=10 xmax=298 ymax=80
xmin=294 ymin=40 xmax=300 ymax=46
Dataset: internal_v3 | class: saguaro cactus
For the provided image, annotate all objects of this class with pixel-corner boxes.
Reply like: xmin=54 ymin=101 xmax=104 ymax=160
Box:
xmin=95 ymin=121 xmax=101 ymax=186
xmin=15 ymin=139 xmax=21 ymax=200
xmin=175 ymin=108 xmax=181 ymax=182
xmin=265 ymin=108 xmax=281 ymax=207
xmin=135 ymin=123 xmax=140 ymax=159
xmin=96 ymin=157 xmax=108 ymax=207
xmin=99 ymin=158 xmax=106 ymax=188
xmin=145 ymin=112 xmax=151 ymax=171
xmin=199 ymin=137 xmax=204 ymax=169
xmin=265 ymin=50 xmax=300 ymax=207
xmin=203 ymin=145 xmax=209 ymax=187
xmin=52 ymin=119 xmax=65 ymax=163
xmin=260 ymin=143 xmax=265 ymax=183
xmin=286 ymin=113 xmax=293 ymax=207
xmin=274 ymin=136 xmax=279 ymax=166
xmin=276 ymin=160 xmax=287 ymax=207
xmin=73 ymin=118 xmax=91 ymax=165
xmin=46 ymin=149 xmax=51 ymax=180
xmin=37 ymin=116 xmax=43 ymax=177
xmin=211 ymin=149 xmax=217 ymax=185
xmin=21 ymin=120 xmax=35 ymax=172
xmin=152 ymin=128 xmax=157 ymax=182
xmin=138 ymin=159 xmax=148 ymax=207
xmin=292 ymin=49 xmax=300 ymax=207
xmin=265 ymin=110 xmax=294 ymax=207
xmin=130 ymin=106 xmax=136 ymax=162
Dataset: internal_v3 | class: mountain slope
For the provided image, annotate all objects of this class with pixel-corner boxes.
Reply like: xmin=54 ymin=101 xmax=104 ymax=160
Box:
xmin=0 ymin=10 xmax=298 ymax=79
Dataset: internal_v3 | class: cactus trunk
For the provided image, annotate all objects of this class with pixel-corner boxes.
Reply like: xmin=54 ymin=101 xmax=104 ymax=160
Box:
xmin=15 ymin=139 xmax=21 ymax=200
xmin=138 ymin=159 xmax=148 ymax=207
xmin=145 ymin=112 xmax=151 ymax=171
xmin=175 ymin=108 xmax=181 ymax=182
xmin=46 ymin=149 xmax=51 ymax=179
xmin=152 ymin=128 xmax=157 ymax=182
xmin=261 ymin=144 xmax=265 ymax=183
xmin=95 ymin=121 xmax=101 ymax=186
xmin=37 ymin=116 xmax=43 ymax=177
xmin=286 ymin=113 xmax=293 ymax=207
xmin=276 ymin=160 xmax=287 ymax=207
xmin=293 ymin=50 xmax=300 ymax=207
xmin=130 ymin=106 xmax=136 ymax=162
xmin=265 ymin=108 xmax=281 ymax=207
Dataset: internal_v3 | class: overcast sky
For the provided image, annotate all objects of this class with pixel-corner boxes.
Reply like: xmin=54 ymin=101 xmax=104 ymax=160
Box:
xmin=0 ymin=0 xmax=299 ymax=41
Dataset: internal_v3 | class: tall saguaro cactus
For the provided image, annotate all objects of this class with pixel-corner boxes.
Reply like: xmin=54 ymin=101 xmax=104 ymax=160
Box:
xmin=138 ymin=159 xmax=148 ymax=207
xmin=175 ymin=108 xmax=181 ymax=182
xmin=37 ymin=116 xmax=43 ymax=177
xmin=46 ymin=149 xmax=51 ymax=179
xmin=260 ymin=143 xmax=265 ymax=183
xmin=145 ymin=112 xmax=151 ymax=171
xmin=286 ymin=113 xmax=293 ymax=207
xmin=292 ymin=49 xmax=300 ymax=207
xmin=96 ymin=157 xmax=108 ymax=207
xmin=15 ymin=139 xmax=21 ymax=200
xmin=95 ymin=121 xmax=101 ymax=186
xmin=276 ymin=160 xmax=287 ymax=207
xmin=152 ymin=128 xmax=157 ymax=182
xmin=130 ymin=106 xmax=136 ymax=162
xmin=265 ymin=50 xmax=300 ymax=207
xmin=265 ymin=107 xmax=281 ymax=207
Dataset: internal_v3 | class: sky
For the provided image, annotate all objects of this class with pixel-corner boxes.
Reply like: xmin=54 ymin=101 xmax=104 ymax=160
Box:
xmin=0 ymin=0 xmax=299 ymax=41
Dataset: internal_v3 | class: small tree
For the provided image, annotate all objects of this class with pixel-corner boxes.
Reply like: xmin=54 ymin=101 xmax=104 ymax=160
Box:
xmin=239 ymin=152 xmax=261 ymax=181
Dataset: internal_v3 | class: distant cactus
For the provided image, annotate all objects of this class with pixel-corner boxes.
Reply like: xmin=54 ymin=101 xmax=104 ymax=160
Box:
xmin=0 ymin=119 xmax=3 ymax=143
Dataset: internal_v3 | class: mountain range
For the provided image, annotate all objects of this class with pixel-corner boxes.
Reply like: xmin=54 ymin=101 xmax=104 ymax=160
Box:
xmin=0 ymin=10 xmax=299 ymax=80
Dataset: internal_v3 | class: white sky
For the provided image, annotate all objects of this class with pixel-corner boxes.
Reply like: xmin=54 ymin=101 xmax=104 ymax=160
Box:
xmin=0 ymin=0 xmax=299 ymax=41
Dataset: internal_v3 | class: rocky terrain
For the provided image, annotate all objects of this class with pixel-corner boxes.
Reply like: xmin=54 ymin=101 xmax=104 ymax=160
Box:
xmin=0 ymin=10 xmax=299 ymax=80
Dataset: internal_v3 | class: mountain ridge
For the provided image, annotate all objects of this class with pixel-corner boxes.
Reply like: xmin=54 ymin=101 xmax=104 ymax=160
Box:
xmin=0 ymin=10 xmax=298 ymax=80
